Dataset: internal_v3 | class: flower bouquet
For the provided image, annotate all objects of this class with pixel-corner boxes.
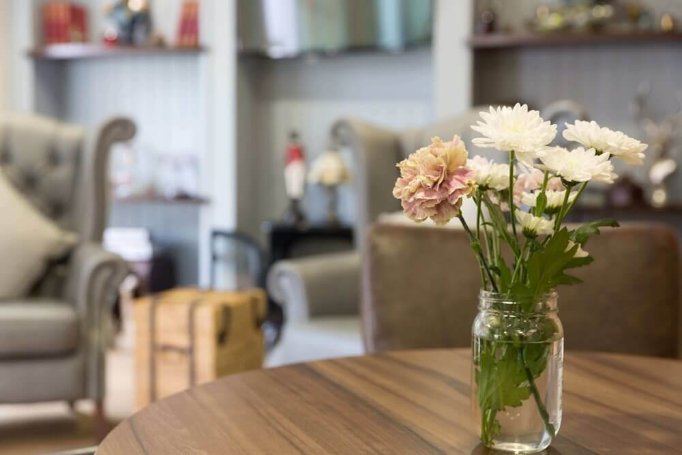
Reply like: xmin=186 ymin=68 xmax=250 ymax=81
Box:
xmin=392 ymin=104 xmax=647 ymax=453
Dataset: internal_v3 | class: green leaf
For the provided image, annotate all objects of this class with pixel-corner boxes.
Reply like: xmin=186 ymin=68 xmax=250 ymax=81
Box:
xmin=554 ymin=273 xmax=583 ymax=286
xmin=566 ymin=255 xmax=593 ymax=269
xmin=571 ymin=219 xmax=619 ymax=244
xmin=534 ymin=191 xmax=548 ymax=217
xmin=524 ymin=228 xmax=580 ymax=301
xmin=496 ymin=259 xmax=512 ymax=291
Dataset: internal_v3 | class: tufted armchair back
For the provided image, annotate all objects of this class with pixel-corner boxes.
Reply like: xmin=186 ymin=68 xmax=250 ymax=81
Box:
xmin=0 ymin=114 xmax=85 ymax=235
xmin=0 ymin=113 xmax=136 ymax=242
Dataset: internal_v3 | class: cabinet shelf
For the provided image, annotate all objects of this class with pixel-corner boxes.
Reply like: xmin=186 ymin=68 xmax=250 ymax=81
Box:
xmin=114 ymin=195 xmax=209 ymax=205
xmin=28 ymin=43 xmax=206 ymax=61
xmin=469 ymin=32 xmax=682 ymax=49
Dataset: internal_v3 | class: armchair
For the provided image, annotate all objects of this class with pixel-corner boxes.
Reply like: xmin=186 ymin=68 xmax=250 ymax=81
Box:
xmin=0 ymin=113 xmax=134 ymax=434
xmin=363 ymin=222 xmax=682 ymax=358
xmin=267 ymin=110 xmax=485 ymax=365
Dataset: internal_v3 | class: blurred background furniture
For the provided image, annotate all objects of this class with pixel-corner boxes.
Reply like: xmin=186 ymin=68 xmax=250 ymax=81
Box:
xmin=262 ymin=221 xmax=354 ymax=334
xmin=364 ymin=222 xmax=681 ymax=358
xmin=0 ymin=113 xmax=133 ymax=436
xmin=210 ymin=229 xmax=266 ymax=291
xmin=266 ymin=109 xmax=485 ymax=365
xmin=263 ymin=222 xmax=354 ymax=265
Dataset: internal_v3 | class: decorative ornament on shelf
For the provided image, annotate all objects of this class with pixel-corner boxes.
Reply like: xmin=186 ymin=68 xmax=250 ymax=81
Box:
xmin=308 ymin=147 xmax=351 ymax=225
xmin=392 ymin=103 xmax=648 ymax=453
xmin=475 ymin=0 xmax=499 ymax=35
xmin=282 ymin=131 xmax=307 ymax=226
xmin=632 ymin=81 xmax=682 ymax=207
xmin=103 ymin=0 xmax=153 ymax=46
xmin=531 ymin=0 xmax=658 ymax=33
xmin=660 ymin=12 xmax=676 ymax=33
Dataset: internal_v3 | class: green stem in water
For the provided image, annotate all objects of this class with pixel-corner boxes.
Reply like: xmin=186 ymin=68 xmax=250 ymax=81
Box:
xmin=520 ymin=347 xmax=557 ymax=439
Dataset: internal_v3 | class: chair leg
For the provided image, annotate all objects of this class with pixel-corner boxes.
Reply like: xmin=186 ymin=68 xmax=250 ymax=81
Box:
xmin=93 ymin=399 xmax=110 ymax=442
xmin=67 ymin=400 xmax=77 ymax=413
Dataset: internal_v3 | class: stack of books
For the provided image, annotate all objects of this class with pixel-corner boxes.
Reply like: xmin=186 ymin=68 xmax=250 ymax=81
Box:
xmin=41 ymin=1 xmax=88 ymax=45
xmin=177 ymin=0 xmax=199 ymax=48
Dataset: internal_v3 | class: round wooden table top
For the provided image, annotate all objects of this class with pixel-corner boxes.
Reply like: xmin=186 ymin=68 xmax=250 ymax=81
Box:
xmin=98 ymin=349 xmax=682 ymax=454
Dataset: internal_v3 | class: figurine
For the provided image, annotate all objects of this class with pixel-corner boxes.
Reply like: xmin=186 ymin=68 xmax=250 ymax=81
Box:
xmin=103 ymin=0 xmax=153 ymax=46
xmin=282 ymin=131 xmax=307 ymax=225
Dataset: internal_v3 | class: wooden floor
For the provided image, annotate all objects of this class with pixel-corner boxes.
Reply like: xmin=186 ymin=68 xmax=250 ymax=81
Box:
xmin=0 ymin=349 xmax=135 ymax=455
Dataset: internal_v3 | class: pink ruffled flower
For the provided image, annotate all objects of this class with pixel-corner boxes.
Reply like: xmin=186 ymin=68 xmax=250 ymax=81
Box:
xmin=393 ymin=136 xmax=475 ymax=225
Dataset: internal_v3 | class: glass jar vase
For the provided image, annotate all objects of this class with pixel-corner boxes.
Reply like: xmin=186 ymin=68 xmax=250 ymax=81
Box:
xmin=471 ymin=290 xmax=564 ymax=453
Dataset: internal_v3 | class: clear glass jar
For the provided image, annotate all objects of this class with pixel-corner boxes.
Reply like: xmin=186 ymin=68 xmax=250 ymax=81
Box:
xmin=471 ymin=290 xmax=564 ymax=453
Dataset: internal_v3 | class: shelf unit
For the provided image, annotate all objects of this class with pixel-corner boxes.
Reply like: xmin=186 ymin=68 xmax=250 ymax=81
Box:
xmin=28 ymin=43 xmax=206 ymax=60
xmin=469 ymin=32 xmax=682 ymax=49
xmin=114 ymin=195 xmax=210 ymax=205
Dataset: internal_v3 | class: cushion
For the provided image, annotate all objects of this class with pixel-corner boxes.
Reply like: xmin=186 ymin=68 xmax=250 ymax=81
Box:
xmin=0 ymin=299 xmax=79 ymax=358
xmin=0 ymin=170 xmax=76 ymax=298
xmin=266 ymin=316 xmax=363 ymax=367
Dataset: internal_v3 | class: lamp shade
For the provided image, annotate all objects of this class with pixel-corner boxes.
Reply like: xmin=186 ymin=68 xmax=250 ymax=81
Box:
xmin=308 ymin=149 xmax=351 ymax=187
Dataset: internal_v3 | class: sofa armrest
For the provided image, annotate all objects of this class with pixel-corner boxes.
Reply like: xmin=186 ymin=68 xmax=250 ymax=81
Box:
xmin=63 ymin=242 xmax=129 ymax=399
xmin=64 ymin=243 xmax=129 ymax=313
xmin=267 ymin=251 xmax=361 ymax=323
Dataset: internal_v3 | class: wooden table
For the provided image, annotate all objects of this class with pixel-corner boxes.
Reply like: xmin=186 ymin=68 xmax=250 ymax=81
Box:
xmin=98 ymin=349 xmax=682 ymax=454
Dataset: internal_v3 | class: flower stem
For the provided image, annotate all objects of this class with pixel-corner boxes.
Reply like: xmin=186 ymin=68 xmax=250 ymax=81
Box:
xmin=459 ymin=214 xmax=498 ymax=292
xmin=482 ymin=192 xmax=520 ymax=258
xmin=565 ymin=182 xmax=588 ymax=214
xmin=476 ymin=192 xmax=493 ymax=264
xmin=510 ymin=240 xmax=532 ymax=287
xmin=509 ymin=151 xmax=518 ymax=240
xmin=553 ymin=183 xmax=574 ymax=232
xmin=520 ymin=347 xmax=557 ymax=438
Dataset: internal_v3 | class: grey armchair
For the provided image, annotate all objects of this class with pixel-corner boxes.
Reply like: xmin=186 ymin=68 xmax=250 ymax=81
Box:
xmin=363 ymin=222 xmax=682 ymax=357
xmin=267 ymin=110 xmax=486 ymax=365
xmin=0 ymin=113 xmax=133 ymax=434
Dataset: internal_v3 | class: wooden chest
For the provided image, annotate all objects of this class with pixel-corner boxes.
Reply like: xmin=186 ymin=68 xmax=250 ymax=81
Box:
xmin=134 ymin=287 xmax=266 ymax=409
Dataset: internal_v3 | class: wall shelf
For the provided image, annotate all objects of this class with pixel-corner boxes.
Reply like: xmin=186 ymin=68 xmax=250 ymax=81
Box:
xmin=469 ymin=32 xmax=682 ymax=49
xmin=238 ymin=43 xmax=431 ymax=60
xmin=114 ymin=195 xmax=210 ymax=205
xmin=28 ymin=43 xmax=206 ymax=61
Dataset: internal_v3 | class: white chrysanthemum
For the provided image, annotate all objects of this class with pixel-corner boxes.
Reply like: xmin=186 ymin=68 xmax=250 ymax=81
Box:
xmin=521 ymin=190 xmax=576 ymax=210
xmin=515 ymin=211 xmax=554 ymax=237
xmin=563 ymin=120 xmax=647 ymax=165
xmin=566 ymin=240 xmax=589 ymax=258
xmin=471 ymin=104 xmax=557 ymax=165
xmin=539 ymin=146 xmax=617 ymax=184
xmin=467 ymin=156 xmax=510 ymax=191
xmin=605 ymin=129 xmax=648 ymax=165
